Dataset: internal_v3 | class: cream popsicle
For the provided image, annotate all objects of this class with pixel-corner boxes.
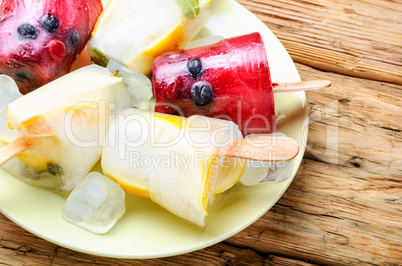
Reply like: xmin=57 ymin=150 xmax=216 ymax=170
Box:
xmin=88 ymin=0 xmax=211 ymax=75
xmin=0 ymin=64 xmax=131 ymax=191
xmin=101 ymin=108 xmax=247 ymax=227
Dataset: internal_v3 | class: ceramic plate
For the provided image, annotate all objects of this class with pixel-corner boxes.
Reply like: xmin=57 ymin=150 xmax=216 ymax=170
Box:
xmin=0 ymin=0 xmax=308 ymax=259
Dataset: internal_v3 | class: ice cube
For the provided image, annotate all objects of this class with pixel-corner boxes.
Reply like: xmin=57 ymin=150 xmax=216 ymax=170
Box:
xmin=0 ymin=76 xmax=22 ymax=143
xmin=239 ymin=132 xmax=293 ymax=186
xmin=184 ymin=35 xmax=224 ymax=50
xmin=61 ymin=172 xmax=125 ymax=234
xmin=106 ymin=59 xmax=153 ymax=108
xmin=0 ymin=75 xmax=23 ymax=111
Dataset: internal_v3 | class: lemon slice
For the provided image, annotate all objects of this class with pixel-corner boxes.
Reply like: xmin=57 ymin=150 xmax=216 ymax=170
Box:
xmin=213 ymin=157 xmax=247 ymax=195
xmin=102 ymin=111 xmax=183 ymax=198
xmin=16 ymin=151 xmax=53 ymax=171
xmin=106 ymin=173 xmax=150 ymax=198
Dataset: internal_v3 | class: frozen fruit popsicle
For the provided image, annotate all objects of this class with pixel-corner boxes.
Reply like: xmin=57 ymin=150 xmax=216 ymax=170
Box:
xmin=0 ymin=0 xmax=103 ymax=94
xmin=101 ymin=108 xmax=299 ymax=226
xmin=0 ymin=65 xmax=131 ymax=191
xmin=101 ymin=108 xmax=247 ymax=227
xmin=88 ymin=0 xmax=211 ymax=76
xmin=152 ymin=32 xmax=275 ymax=136
xmin=152 ymin=32 xmax=331 ymax=136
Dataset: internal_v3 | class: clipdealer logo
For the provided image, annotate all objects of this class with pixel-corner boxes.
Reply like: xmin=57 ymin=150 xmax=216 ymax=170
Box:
xmin=62 ymin=99 xmax=340 ymax=175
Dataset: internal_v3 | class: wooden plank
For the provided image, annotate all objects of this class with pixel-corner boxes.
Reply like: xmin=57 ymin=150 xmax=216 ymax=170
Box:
xmin=237 ymin=0 xmax=402 ymax=84
xmin=225 ymin=63 xmax=402 ymax=265
xmin=0 ymin=211 xmax=317 ymax=265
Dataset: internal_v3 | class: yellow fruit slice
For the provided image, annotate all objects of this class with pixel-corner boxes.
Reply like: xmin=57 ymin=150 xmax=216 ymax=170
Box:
xmin=14 ymin=137 xmax=58 ymax=171
xmin=15 ymin=114 xmax=58 ymax=136
xmin=153 ymin=113 xmax=185 ymax=129
xmin=64 ymin=102 xmax=101 ymax=127
xmin=202 ymin=155 xmax=218 ymax=214
xmin=104 ymin=113 xmax=183 ymax=197
xmin=213 ymin=157 xmax=247 ymax=195
xmin=106 ymin=173 xmax=150 ymax=198
xmin=16 ymin=152 xmax=53 ymax=171
xmin=139 ymin=23 xmax=185 ymax=73
xmin=201 ymin=155 xmax=247 ymax=214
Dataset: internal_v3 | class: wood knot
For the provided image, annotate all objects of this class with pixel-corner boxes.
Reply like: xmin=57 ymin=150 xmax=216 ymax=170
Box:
xmin=348 ymin=156 xmax=363 ymax=168
xmin=338 ymin=98 xmax=351 ymax=104
xmin=344 ymin=8 xmax=357 ymax=15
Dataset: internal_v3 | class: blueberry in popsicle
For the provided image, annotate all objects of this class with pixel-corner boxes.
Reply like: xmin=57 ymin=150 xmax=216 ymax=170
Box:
xmin=152 ymin=32 xmax=331 ymax=136
xmin=0 ymin=0 xmax=103 ymax=94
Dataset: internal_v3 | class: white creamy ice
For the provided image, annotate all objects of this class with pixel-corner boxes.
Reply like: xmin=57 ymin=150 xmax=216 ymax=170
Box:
xmin=102 ymin=108 xmax=246 ymax=227
xmin=88 ymin=0 xmax=212 ymax=75
xmin=0 ymin=65 xmax=131 ymax=191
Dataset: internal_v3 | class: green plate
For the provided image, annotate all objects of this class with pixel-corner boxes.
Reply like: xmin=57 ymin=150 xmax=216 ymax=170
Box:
xmin=0 ymin=0 xmax=307 ymax=259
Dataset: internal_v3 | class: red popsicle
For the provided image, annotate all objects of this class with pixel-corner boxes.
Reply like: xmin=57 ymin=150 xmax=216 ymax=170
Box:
xmin=0 ymin=0 xmax=103 ymax=94
xmin=152 ymin=32 xmax=275 ymax=136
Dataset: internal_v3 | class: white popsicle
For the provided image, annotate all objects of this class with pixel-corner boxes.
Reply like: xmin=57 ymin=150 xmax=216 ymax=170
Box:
xmin=102 ymin=108 xmax=247 ymax=227
xmin=0 ymin=65 xmax=132 ymax=191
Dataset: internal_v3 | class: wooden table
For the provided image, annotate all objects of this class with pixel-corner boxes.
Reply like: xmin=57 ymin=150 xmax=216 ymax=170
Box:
xmin=1 ymin=0 xmax=401 ymax=264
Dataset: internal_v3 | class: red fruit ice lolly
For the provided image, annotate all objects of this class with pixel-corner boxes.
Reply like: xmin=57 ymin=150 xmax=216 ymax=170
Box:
xmin=0 ymin=0 xmax=103 ymax=94
xmin=152 ymin=32 xmax=275 ymax=136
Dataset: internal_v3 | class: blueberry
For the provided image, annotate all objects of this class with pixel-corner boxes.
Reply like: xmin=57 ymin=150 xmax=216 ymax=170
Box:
xmin=191 ymin=81 xmax=214 ymax=106
xmin=40 ymin=14 xmax=59 ymax=32
xmin=17 ymin=24 xmax=38 ymax=39
xmin=188 ymin=58 xmax=202 ymax=77
xmin=15 ymin=71 xmax=30 ymax=82
xmin=67 ymin=30 xmax=80 ymax=47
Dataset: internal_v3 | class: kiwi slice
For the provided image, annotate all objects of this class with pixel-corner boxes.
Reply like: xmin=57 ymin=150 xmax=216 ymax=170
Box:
xmin=176 ymin=0 xmax=200 ymax=19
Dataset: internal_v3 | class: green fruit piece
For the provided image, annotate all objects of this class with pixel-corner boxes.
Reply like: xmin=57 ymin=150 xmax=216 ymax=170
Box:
xmin=47 ymin=162 xmax=64 ymax=176
xmin=176 ymin=0 xmax=200 ymax=19
xmin=92 ymin=48 xmax=109 ymax=66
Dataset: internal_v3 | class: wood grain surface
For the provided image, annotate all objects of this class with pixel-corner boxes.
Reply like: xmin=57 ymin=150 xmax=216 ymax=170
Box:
xmin=238 ymin=0 xmax=402 ymax=85
xmin=0 ymin=0 xmax=401 ymax=265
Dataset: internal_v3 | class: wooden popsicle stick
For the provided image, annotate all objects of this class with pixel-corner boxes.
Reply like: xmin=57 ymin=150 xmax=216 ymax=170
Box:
xmin=273 ymin=80 xmax=331 ymax=93
xmin=0 ymin=138 xmax=30 ymax=167
xmin=217 ymin=135 xmax=299 ymax=162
